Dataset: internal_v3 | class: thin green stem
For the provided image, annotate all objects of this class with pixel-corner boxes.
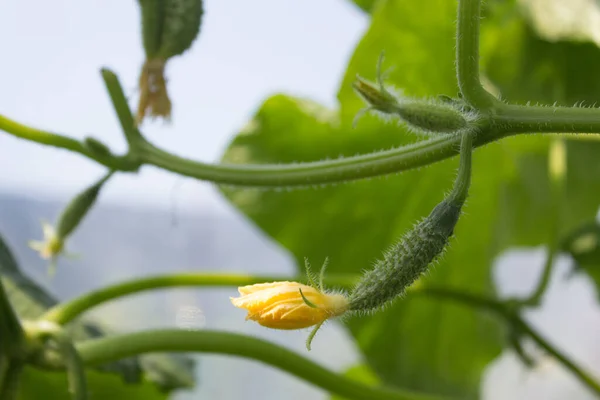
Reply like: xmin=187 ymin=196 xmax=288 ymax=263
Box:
xmin=39 ymin=270 xmax=600 ymax=397
xmin=76 ymin=329 xmax=446 ymax=400
xmin=0 ymin=115 xmax=139 ymax=171
xmin=456 ymin=0 xmax=499 ymax=109
xmin=525 ymin=248 xmax=555 ymax=306
xmin=418 ymin=288 xmax=600 ymax=396
xmin=515 ymin=319 xmax=600 ymax=395
xmin=100 ymin=69 xmax=145 ymax=150
xmin=42 ymin=273 xmax=358 ymax=325
xmin=0 ymin=361 xmax=22 ymax=400
xmin=448 ymin=130 xmax=474 ymax=204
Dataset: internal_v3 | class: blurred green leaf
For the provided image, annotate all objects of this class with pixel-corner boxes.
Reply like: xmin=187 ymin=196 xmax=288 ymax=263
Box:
xmin=481 ymin=2 xmax=600 ymax=105
xmin=331 ymin=364 xmax=380 ymax=400
xmin=517 ymin=0 xmax=600 ymax=45
xmin=481 ymin=3 xmax=600 ymax=245
xmin=560 ymin=221 xmax=600 ymax=289
xmin=0 ymin=233 xmax=195 ymax=397
xmin=18 ymin=367 xmax=166 ymax=400
xmin=222 ymin=0 xmax=600 ymax=398
xmin=222 ymin=1 xmax=503 ymax=397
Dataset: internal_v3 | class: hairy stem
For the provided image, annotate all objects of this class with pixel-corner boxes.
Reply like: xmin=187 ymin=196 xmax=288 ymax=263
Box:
xmin=2 ymin=108 xmax=600 ymax=187
xmin=493 ymin=104 xmax=600 ymax=133
xmin=456 ymin=0 xmax=498 ymax=109
xmin=76 ymin=329 xmax=445 ymax=400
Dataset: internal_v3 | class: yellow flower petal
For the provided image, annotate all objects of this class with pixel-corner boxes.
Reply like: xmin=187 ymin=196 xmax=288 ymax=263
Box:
xmin=231 ymin=281 xmax=348 ymax=330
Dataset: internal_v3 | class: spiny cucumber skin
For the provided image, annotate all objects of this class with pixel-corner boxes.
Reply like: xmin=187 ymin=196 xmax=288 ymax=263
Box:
xmin=138 ymin=0 xmax=165 ymax=59
xmin=349 ymin=199 xmax=463 ymax=312
xmin=157 ymin=0 xmax=203 ymax=59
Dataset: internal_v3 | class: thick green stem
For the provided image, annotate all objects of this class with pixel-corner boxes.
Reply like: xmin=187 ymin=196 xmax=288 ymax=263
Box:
xmin=26 ymin=322 xmax=88 ymax=400
xmin=42 ymin=273 xmax=358 ymax=325
xmin=2 ymin=107 xmax=600 ymax=187
xmin=76 ymin=329 xmax=445 ymax=400
xmin=456 ymin=0 xmax=498 ymax=109
xmin=493 ymin=104 xmax=600 ymax=133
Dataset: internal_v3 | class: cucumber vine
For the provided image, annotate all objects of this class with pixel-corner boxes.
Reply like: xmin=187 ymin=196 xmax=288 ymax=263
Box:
xmin=1 ymin=0 xmax=600 ymax=399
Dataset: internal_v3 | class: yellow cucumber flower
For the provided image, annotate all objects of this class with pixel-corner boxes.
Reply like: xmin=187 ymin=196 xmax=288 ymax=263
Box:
xmin=231 ymin=259 xmax=349 ymax=350
xmin=231 ymin=281 xmax=348 ymax=330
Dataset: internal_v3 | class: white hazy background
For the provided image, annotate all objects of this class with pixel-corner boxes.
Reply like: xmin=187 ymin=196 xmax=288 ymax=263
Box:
xmin=1 ymin=1 xmax=600 ymax=399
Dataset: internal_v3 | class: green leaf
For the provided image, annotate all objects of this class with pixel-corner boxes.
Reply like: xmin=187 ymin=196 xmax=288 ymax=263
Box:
xmin=517 ymin=0 xmax=600 ymax=45
xmin=221 ymin=0 xmax=600 ymax=398
xmin=560 ymin=221 xmax=600 ymax=290
xmin=222 ymin=1 xmax=504 ymax=397
xmin=481 ymin=2 xmax=600 ymax=250
xmin=481 ymin=2 xmax=600 ymax=106
xmin=0 ymin=233 xmax=195 ymax=396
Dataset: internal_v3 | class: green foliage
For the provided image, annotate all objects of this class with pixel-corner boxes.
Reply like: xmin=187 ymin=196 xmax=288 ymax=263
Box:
xmin=0 ymin=234 xmax=195 ymax=397
xmin=18 ymin=368 xmax=166 ymax=400
xmin=220 ymin=0 xmax=600 ymax=397
xmin=331 ymin=364 xmax=380 ymax=400
xmin=561 ymin=221 xmax=600 ymax=292
xmin=221 ymin=1 xmax=503 ymax=397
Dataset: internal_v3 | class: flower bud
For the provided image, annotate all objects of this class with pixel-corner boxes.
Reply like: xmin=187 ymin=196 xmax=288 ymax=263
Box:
xmin=56 ymin=172 xmax=113 ymax=238
xmin=354 ymin=75 xmax=469 ymax=134
xmin=231 ymin=281 xmax=349 ymax=330
xmin=28 ymin=172 xmax=113 ymax=274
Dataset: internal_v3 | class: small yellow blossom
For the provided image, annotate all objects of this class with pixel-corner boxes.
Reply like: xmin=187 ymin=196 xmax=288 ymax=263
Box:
xmin=28 ymin=221 xmax=64 ymax=260
xmin=28 ymin=221 xmax=78 ymax=276
xmin=231 ymin=281 xmax=349 ymax=330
